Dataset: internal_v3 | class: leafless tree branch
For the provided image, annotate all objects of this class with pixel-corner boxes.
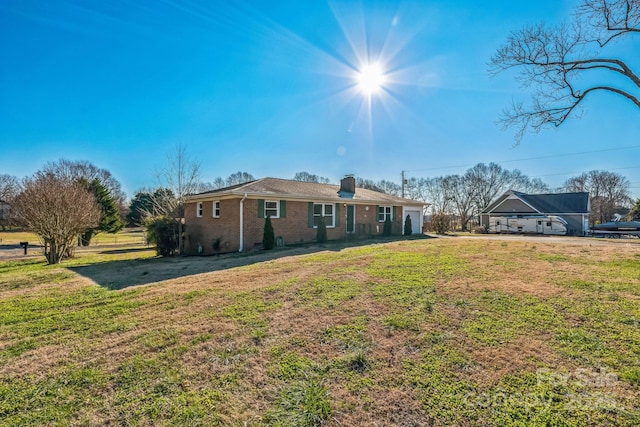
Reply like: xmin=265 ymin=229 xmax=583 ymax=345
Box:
xmin=490 ymin=0 xmax=640 ymax=142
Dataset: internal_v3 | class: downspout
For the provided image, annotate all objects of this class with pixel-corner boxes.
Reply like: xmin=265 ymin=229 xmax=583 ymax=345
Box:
xmin=239 ymin=193 xmax=248 ymax=252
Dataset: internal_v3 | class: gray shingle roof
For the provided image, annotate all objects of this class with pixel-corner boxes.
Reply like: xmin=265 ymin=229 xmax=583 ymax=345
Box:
xmin=516 ymin=191 xmax=589 ymax=214
xmin=189 ymin=177 xmax=423 ymax=206
xmin=482 ymin=190 xmax=589 ymax=214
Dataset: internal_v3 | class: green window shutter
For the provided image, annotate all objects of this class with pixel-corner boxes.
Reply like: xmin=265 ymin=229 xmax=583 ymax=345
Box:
xmin=280 ymin=200 xmax=286 ymax=218
xmin=376 ymin=205 xmax=380 ymax=222
xmin=392 ymin=206 xmax=397 ymax=222
xmin=335 ymin=203 xmax=341 ymax=227
xmin=308 ymin=202 xmax=314 ymax=227
xmin=258 ymin=199 xmax=265 ymax=218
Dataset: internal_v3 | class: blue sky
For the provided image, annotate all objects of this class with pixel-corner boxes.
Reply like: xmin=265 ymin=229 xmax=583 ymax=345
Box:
xmin=1 ymin=0 xmax=639 ymax=199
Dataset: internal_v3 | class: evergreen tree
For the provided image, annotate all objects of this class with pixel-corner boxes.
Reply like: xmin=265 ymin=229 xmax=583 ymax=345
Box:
xmin=628 ymin=199 xmax=640 ymax=221
xmin=127 ymin=188 xmax=176 ymax=226
xmin=80 ymin=178 xmax=123 ymax=245
xmin=263 ymin=215 xmax=275 ymax=250
xmin=404 ymin=214 xmax=413 ymax=236
xmin=316 ymin=215 xmax=327 ymax=243
xmin=383 ymin=216 xmax=393 ymax=236
xmin=127 ymin=192 xmax=154 ymax=226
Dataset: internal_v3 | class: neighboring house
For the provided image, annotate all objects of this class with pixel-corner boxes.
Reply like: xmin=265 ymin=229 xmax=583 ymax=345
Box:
xmin=480 ymin=190 xmax=590 ymax=236
xmin=184 ymin=175 xmax=425 ymax=254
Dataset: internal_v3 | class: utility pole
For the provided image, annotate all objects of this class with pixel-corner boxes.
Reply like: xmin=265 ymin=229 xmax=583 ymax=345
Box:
xmin=401 ymin=170 xmax=405 ymax=198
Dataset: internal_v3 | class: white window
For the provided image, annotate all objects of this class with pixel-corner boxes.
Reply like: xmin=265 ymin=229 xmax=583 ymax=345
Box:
xmin=213 ymin=201 xmax=220 ymax=218
xmin=378 ymin=206 xmax=392 ymax=222
xmin=314 ymin=203 xmax=335 ymax=228
xmin=265 ymin=200 xmax=279 ymax=218
xmin=197 ymin=202 xmax=203 ymax=217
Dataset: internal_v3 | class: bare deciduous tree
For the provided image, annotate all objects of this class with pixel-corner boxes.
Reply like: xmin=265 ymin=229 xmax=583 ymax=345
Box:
xmin=293 ymin=171 xmax=331 ymax=184
xmin=154 ymin=144 xmax=202 ymax=254
xmin=43 ymin=159 xmax=126 ymax=205
xmin=565 ymin=170 xmax=631 ymax=224
xmin=490 ymin=0 xmax=640 ymax=141
xmin=355 ymin=178 xmax=384 ymax=193
xmin=225 ymin=171 xmax=255 ymax=187
xmin=14 ymin=172 xmax=101 ymax=264
xmin=354 ymin=177 xmax=402 ymax=196
xmin=418 ymin=163 xmax=551 ymax=231
xmin=377 ymin=180 xmax=402 ymax=197
xmin=0 ymin=174 xmax=21 ymax=229
xmin=445 ymin=174 xmax=477 ymax=231
xmin=421 ymin=177 xmax=453 ymax=214
xmin=466 ymin=163 xmax=516 ymax=215
xmin=0 ymin=174 xmax=21 ymax=201
xmin=197 ymin=177 xmax=226 ymax=193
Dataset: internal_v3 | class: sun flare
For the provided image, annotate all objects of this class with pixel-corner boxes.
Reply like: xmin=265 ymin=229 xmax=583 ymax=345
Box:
xmin=356 ymin=63 xmax=386 ymax=95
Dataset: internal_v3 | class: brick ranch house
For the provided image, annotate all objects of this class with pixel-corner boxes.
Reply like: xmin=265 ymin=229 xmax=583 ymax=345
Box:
xmin=183 ymin=176 xmax=425 ymax=254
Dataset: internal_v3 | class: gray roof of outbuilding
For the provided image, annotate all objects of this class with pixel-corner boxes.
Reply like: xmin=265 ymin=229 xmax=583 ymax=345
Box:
xmin=517 ymin=191 xmax=589 ymax=214
xmin=483 ymin=190 xmax=589 ymax=214
xmin=189 ymin=177 xmax=424 ymax=206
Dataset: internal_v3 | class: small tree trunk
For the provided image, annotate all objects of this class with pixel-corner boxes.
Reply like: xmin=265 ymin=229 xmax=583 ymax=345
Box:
xmin=47 ymin=240 xmax=63 ymax=264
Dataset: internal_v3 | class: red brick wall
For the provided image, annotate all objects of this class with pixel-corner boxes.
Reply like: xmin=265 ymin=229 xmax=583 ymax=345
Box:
xmin=184 ymin=199 xmax=241 ymax=254
xmin=184 ymin=198 xmax=403 ymax=254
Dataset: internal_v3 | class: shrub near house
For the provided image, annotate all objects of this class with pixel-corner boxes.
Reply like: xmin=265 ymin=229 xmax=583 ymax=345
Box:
xmin=184 ymin=176 xmax=425 ymax=254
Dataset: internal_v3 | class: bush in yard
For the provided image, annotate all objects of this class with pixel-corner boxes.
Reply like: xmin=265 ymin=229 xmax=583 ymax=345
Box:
xmin=263 ymin=215 xmax=275 ymax=250
xmin=383 ymin=216 xmax=393 ymax=236
xmin=431 ymin=212 xmax=451 ymax=234
xmin=472 ymin=225 xmax=488 ymax=234
xmin=316 ymin=215 xmax=327 ymax=243
xmin=404 ymin=214 xmax=412 ymax=236
xmin=145 ymin=216 xmax=179 ymax=256
xmin=212 ymin=237 xmax=222 ymax=253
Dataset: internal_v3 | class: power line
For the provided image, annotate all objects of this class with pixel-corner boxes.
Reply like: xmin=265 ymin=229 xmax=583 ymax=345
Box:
xmin=404 ymin=144 xmax=640 ymax=174
xmin=535 ymin=165 xmax=640 ymax=178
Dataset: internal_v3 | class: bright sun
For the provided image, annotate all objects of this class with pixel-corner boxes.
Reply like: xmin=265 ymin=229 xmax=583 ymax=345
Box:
xmin=356 ymin=63 xmax=386 ymax=95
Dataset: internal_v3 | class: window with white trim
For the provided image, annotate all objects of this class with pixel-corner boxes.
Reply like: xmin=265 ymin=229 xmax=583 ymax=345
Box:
xmin=265 ymin=200 xmax=279 ymax=218
xmin=377 ymin=206 xmax=392 ymax=222
xmin=196 ymin=202 xmax=203 ymax=217
xmin=314 ymin=203 xmax=335 ymax=228
xmin=213 ymin=201 xmax=220 ymax=218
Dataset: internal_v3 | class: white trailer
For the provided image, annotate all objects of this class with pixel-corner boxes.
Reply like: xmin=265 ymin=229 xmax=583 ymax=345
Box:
xmin=488 ymin=216 xmax=568 ymax=235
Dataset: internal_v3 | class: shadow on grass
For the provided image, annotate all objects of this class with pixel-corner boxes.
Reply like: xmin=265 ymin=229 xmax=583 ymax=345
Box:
xmin=99 ymin=247 xmax=154 ymax=255
xmin=71 ymin=234 xmax=433 ymax=290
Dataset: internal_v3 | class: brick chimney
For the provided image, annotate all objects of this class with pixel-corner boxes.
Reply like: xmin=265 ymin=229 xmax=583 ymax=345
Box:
xmin=340 ymin=175 xmax=356 ymax=195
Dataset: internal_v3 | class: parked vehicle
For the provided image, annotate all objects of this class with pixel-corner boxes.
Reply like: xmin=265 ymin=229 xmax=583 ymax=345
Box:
xmin=488 ymin=216 xmax=568 ymax=235
xmin=590 ymin=221 xmax=640 ymax=238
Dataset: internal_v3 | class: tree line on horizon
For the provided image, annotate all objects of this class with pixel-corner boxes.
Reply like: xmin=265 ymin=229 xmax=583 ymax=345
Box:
xmin=1 ymin=147 xmax=638 ymax=264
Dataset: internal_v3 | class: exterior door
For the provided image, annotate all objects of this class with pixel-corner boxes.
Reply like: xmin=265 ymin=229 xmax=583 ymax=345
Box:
xmin=346 ymin=205 xmax=355 ymax=233
xmin=405 ymin=210 xmax=422 ymax=234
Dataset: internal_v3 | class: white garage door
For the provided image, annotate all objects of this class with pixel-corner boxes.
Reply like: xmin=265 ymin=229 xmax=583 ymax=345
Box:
xmin=404 ymin=210 xmax=422 ymax=234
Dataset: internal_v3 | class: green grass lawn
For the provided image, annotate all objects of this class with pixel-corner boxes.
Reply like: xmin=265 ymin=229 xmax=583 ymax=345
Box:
xmin=0 ymin=238 xmax=639 ymax=426
xmin=0 ymin=228 xmax=146 ymax=246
